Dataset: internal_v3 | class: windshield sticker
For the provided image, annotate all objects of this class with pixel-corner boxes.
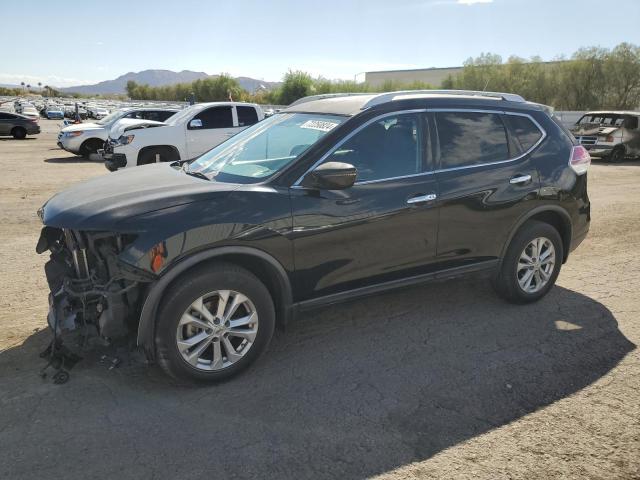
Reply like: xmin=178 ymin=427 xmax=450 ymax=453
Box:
xmin=300 ymin=120 xmax=339 ymax=132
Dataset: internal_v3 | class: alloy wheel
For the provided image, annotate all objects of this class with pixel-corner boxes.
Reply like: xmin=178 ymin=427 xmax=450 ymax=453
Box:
xmin=516 ymin=237 xmax=556 ymax=294
xmin=176 ymin=290 xmax=259 ymax=371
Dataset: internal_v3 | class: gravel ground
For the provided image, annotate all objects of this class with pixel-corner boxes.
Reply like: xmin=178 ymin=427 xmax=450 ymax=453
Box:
xmin=0 ymin=120 xmax=638 ymax=480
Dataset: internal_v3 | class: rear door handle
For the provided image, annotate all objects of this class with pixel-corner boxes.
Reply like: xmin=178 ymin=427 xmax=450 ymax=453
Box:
xmin=509 ymin=174 xmax=532 ymax=185
xmin=406 ymin=193 xmax=437 ymax=205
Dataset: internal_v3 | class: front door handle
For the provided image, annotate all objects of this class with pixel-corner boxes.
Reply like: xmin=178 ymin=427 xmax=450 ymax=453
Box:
xmin=406 ymin=193 xmax=437 ymax=205
xmin=509 ymin=174 xmax=532 ymax=185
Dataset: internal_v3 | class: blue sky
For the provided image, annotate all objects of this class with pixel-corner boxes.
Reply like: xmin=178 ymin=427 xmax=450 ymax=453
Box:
xmin=2 ymin=0 xmax=639 ymax=87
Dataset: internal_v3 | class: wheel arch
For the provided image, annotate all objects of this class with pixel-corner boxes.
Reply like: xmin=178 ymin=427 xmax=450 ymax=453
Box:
xmin=137 ymin=145 xmax=181 ymax=165
xmin=501 ymin=206 xmax=573 ymax=264
xmin=136 ymin=246 xmax=293 ymax=361
xmin=79 ymin=137 xmax=104 ymax=151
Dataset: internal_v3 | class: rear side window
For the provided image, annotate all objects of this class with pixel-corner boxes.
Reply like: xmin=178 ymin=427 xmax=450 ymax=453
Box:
xmin=190 ymin=107 xmax=234 ymax=129
xmin=0 ymin=113 xmax=15 ymax=120
xmin=237 ymin=106 xmax=259 ymax=127
xmin=504 ymin=114 xmax=543 ymax=151
xmin=436 ymin=112 xmax=509 ymax=168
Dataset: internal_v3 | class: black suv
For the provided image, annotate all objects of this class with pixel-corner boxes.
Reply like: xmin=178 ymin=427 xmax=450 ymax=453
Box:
xmin=37 ymin=90 xmax=591 ymax=383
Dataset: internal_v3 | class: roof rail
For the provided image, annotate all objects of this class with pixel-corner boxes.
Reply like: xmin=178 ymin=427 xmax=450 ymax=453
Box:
xmin=362 ymin=89 xmax=526 ymax=109
xmin=289 ymin=93 xmax=373 ymax=107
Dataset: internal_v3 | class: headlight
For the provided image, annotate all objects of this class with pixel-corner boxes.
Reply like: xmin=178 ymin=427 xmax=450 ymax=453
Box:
xmin=117 ymin=134 xmax=135 ymax=145
xmin=65 ymin=131 xmax=83 ymax=137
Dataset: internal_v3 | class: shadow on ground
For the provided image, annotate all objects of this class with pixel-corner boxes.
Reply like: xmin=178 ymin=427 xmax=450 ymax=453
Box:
xmin=44 ymin=156 xmax=93 ymax=164
xmin=0 ymin=279 xmax=634 ymax=480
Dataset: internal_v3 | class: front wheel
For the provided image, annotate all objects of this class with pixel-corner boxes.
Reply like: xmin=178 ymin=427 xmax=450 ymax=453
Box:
xmin=493 ymin=220 xmax=563 ymax=304
xmin=155 ymin=263 xmax=275 ymax=383
xmin=610 ymin=147 xmax=625 ymax=163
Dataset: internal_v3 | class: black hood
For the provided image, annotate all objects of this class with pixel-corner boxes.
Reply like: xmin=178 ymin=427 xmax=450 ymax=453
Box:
xmin=41 ymin=164 xmax=240 ymax=230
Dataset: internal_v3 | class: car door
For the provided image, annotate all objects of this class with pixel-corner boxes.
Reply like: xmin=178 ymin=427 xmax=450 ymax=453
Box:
xmin=433 ymin=109 xmax=543 ymax=268
xmin=0 ymin=113 xmax=13 ymax=135
xmin=186 ymin=106 xmax=237 ymax=158
xmin=290 ymin=111 xmax=440 ymax=302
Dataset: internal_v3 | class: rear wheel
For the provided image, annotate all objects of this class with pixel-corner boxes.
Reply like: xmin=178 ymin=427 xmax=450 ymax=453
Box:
xmin=493 ymin=220 xmax=563 ymax=304
xmin=138 ymin=147 xmax=179 ymax=166
xmin=155 ymin=263 xmax=275 ymax=383
xmin=11 ymin=127 xmax=26 ymax=139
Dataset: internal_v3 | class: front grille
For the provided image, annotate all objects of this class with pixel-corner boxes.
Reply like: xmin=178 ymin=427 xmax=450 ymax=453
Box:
xmin=575 ymin=135 xmax=597 ymax=146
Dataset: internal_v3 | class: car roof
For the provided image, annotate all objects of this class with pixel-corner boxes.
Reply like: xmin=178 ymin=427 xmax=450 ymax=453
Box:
xmin=582 ymin=111 xmax=640 ymax=116
xmin=283 ymin=90 xmax=540 ymax=116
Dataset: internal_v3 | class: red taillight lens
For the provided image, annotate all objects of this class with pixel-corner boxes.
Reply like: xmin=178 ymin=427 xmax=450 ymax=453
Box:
xmin=605 ymin=135 xmax=614 ymax=142
xmin=569 ymin=145 xmax=591 ymax=175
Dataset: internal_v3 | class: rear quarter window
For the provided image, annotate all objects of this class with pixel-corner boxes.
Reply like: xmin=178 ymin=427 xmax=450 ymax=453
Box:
xmin=504 ymin=114 xmax=543 ymax=151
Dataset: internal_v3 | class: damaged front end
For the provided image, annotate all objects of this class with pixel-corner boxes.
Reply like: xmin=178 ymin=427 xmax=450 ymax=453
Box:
xmin=36 ymin=227 xmax=155 ymax=353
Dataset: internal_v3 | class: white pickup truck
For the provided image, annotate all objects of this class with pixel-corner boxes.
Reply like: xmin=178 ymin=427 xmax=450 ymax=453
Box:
xmin=103 ymin=102 xmax=264 ymax=171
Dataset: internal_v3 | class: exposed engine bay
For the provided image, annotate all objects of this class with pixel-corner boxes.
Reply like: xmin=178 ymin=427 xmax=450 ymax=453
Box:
xmin=36 ymin=227 xmax=154 ymax=377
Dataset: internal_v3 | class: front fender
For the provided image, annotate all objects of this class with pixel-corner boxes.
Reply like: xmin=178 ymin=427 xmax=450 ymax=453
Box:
xmin=136 ymin=246 xmax=293 ymax=360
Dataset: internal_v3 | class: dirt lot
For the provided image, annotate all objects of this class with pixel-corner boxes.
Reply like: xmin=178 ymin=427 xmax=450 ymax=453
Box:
xmin=0 ymin=119 xmax=638 ymax=480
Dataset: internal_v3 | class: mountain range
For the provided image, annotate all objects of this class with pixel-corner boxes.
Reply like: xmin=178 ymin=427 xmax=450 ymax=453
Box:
xmin=59 ymin=69 xmax=280 ymax=95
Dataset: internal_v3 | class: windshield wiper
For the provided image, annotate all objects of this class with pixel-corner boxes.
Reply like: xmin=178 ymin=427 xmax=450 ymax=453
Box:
xmin=181 ymin=164 xmax=210 ymax=181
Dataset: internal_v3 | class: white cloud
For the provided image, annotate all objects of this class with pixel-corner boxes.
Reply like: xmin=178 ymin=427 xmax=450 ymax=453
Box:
xmin=457 ymin=0 xmax=493 ymax=4
xmin=0 ymin=73 xmax=96 ymax=88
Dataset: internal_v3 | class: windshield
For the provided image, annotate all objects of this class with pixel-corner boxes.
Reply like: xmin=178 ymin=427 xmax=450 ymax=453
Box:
xmin=165 ymin=107 xmax=193 ymax=126
xmin=189 ymin=113 xmax=346 ymax=183
xmin=97 ymin=110 xmax=127 ymax=125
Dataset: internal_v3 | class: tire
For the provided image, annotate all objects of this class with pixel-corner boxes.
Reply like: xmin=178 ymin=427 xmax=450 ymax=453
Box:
xmin=79 ymin=139 xmax=102 ymax=158
xmin=155 ymin=262 xmax=275 ymax=383
xmin=492 ymin=220 xmax=563 ymax=304
xmin=610 ymin=146 xmax=625 ymax=163
xmin=138 ymin=147 xmax=178 ymax=166
xmin=11 ymin=127 xmax=26 ymax=139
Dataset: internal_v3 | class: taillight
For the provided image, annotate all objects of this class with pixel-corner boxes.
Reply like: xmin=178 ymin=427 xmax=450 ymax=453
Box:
xmin=605 ymin=134 xmax=614 ymax=142
xmin=569 ymin=145 xmax=591 ymax=175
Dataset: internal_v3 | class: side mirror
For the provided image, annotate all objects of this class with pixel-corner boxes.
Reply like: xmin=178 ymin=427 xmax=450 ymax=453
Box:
xmin=189 ymin=118 xmax=203 ymax=129
xmin=302 ymin=161 xmax=357 ymax=190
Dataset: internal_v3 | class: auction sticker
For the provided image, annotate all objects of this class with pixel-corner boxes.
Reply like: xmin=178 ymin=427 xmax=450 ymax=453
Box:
xmin=300 ymin=120 xmax=339 ymax=132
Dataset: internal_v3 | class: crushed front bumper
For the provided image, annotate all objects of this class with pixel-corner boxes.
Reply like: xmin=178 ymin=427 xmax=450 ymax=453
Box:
xmin=102 ymin=149 xmax=127 ymax=171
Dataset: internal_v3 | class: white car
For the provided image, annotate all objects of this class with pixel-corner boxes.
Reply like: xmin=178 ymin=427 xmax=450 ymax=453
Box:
xmin=94 ymin=107 xmax=109 ymax=119
xmin=103 ymin=102 xmax=264 ymax=170
xmin=20 ymin=106 xmax=39 ymax=119
xmin=57 ymin=107 xmax=179 ymax=157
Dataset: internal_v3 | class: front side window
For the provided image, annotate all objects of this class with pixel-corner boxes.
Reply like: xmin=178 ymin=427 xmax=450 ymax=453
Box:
xmin=323 ymin=113 xmax=423 ymax=183
xmin=624 ymin=116 xmax=639 ymax=129
xmin=436 ymin=112 xmax=509 ymax=169
xmin=189 ymin=113 xmax=346 ymax=183
xmin=189 ymin=107 xmax=234 ymax=129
